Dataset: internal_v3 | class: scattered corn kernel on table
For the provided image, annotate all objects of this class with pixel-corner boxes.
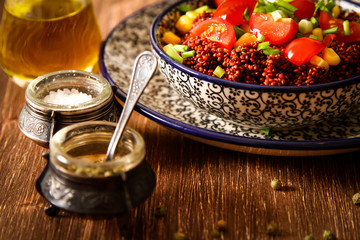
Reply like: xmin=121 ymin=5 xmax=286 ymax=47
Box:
xmin=1 ymin=0 xmax=360 ymax=239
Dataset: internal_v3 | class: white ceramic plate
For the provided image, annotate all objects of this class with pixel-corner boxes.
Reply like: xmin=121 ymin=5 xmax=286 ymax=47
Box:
xmin=100 ymin=1 xmax=360 ymax=156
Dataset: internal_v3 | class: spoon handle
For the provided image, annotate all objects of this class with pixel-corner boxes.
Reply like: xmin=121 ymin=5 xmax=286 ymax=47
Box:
xmin=106 ymin=51 xmax=157 ymax=161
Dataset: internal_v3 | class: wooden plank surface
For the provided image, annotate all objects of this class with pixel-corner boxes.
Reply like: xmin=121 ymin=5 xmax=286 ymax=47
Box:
xmin=0 ymin=0 xmax=360 ymax=239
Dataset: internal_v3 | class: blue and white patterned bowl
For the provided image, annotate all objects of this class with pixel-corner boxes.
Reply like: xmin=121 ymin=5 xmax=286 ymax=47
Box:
xmin=150 ymin=0 xmax=360 ymax=129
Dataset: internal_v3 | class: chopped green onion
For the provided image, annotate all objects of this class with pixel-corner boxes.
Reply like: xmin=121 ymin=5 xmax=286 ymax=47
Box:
xmin=343 ymin=20 xmax=350 ymax=36
xmin=257 ymin=41 xmax=270 ymax=50
xmin=234 ymin=26 xmax=246 ymax=39
xmin=309 ymin=34 xmax=318 ymax=40
xmin=357 ymin=19 xmax=360 ymax=23
xmin=322 ymin=27 xmax=338 ymax=35
xmin=173 ymin=44 xmax=188 ymax=52
xmin=214 ymin=66 xmax=225 ymax=78
xmin=325 ymin=0 xmax=336 ymax=12
xmin=264 ymin=4 xmax=278 ymax=13
xmin=182 ymin=50 xmax=195 ymax=58
xmin=260 ymin=127 xmax=271 ymax=135
xmin=276 ymin=0 xmax=297 ymax=13
xmin=263 ymin=48 xmax=280 ymax=55
xmin=271 ymin=10 xmax=286 ymax=21
xmin=298 ymin=19 xmax=313 ymax=34
xmin=166 ymin=46 xmax=183 ymax=64
xmin=178 ymin=3 xmax=193 ymax=12
xmin=194 ymin=5 xmax=209 ymax=13
xmin=310 ymin=17 xmax=319 ymax=28
xmin=313 ymin=0 xmax=332 ymax=16
xmin=243 ymin=7 xmax=250 ymax=21
xmin=257 ymin=33 xmax=265 ymax=42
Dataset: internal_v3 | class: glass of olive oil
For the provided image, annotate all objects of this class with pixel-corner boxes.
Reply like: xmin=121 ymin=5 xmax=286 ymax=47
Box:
xmin=0 ymin=0 xmax=102 ymax=87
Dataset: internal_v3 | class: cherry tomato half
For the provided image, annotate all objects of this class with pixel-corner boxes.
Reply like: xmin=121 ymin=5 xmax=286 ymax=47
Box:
xmin=284 ymin=38 xmax=326 ymax=66
xmin=249 ymin=13 xmax=298 ymax=45
xmin=319 ymin=11 xmax=360 ymax=43
xmin=215 ymin=0 xmax=226 ymax=6
xmin=190 ymin=17 xmax=236 ymax=50
xmin=214 ymin=0 xmax=257 ymax=26
xmin=290 ymin=0 xmax=315 ymax=20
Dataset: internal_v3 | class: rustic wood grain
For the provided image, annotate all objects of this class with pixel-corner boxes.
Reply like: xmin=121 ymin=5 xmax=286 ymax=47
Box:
xmin=0 ymin=0 xmax=360 ymax=239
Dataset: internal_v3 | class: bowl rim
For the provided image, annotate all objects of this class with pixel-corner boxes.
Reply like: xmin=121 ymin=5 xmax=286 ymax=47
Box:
xmin=150 ymin=0 xmax=360 ymax=93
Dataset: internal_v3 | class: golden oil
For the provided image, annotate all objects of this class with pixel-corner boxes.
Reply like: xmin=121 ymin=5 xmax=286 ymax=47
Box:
xmin=0 ymin=0 xmax=102 ymax=86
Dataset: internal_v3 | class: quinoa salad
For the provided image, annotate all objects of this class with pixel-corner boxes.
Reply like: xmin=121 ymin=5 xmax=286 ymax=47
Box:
xmin=161 ymin=0 xmax=360 ymax=86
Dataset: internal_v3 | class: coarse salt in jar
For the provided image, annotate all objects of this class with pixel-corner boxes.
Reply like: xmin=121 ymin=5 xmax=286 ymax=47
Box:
xmin=18 ymin=70 xmax=121 ymax=146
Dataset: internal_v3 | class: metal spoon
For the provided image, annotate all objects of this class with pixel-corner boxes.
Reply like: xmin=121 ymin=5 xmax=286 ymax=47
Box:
xmin=105 ymin=51 xmax=157 ymax=161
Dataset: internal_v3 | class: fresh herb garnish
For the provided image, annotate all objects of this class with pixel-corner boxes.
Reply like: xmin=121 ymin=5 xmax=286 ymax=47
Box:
xmin=254 ymin=0 xmax=297 ymax=18
xmin=313 ymin=0 xmax=335 ymax=16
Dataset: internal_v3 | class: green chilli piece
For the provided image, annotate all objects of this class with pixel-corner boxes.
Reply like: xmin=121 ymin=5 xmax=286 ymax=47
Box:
xmin=243 ymin=7 xmax=250 ymax=21
xmin=309 ymin=34 xmax=318 ymax=40
xmin=310 ymin=17 xmax=319 ymax=28
xmin=214 ymin=66 xmax=225 ymax=78
xmin=182 ymin=50 xmax=195 ymax=58
xmin=343 ymin=20 xmax=350 ymax=36
xmin=178 ymin=3 xmax=193 ymax=12
xmin=194 ymin=5 xmax=209 ymax=13
xmin=263 ymin=48 xmax=280 ymax=55
xmin=166 ymin=46 xmax=183 ymax=64
xmin=257 ymin=33 xmax=266 ymax=42
xmin=322 ymin=26 xmax=338 ymax=35
xmin=234 ymin=26 xmax=246 ymax=38
xmin=257 ymin=41 xmax=270 ymax=50
xmin=173 ymin=44 xmax=188 ymax=52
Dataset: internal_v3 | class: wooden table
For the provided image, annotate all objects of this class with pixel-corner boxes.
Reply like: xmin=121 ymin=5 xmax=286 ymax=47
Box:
xmin=0 ymin=0 xmax=359 ymax=239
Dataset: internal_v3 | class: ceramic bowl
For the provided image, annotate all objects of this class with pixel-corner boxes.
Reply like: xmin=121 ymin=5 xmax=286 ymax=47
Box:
xmin=150 ymin=0 xmax=360 ymax=128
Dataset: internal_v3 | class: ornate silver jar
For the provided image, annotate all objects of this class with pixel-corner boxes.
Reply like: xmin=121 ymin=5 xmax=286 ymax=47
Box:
xmin=36 ymin=121 xmax=156 ymax=216
xmin=18 ymin=70 xmax=121 ymax=146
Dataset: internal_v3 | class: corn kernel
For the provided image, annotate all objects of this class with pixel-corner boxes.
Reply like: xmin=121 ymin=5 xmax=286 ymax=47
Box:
xmin=312 ymin=28 xmax=323 ymax=42
xmin=175 ymin=15 xmax=194 ymax=33
xmin=332 ymin=5 xmax=341 ymax=18
xmin=185 ymin=11 xmax=198 ymax=20
xmin=322 ymin=47 xmax=341 ymax=65
xmin=310 ymin=55 xmax=329 ymax=71
xmin=162 ymin=32 xmax=181 ymax=45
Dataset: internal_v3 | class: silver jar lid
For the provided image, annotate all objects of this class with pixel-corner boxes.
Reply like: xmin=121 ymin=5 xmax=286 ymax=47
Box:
xmin=18 ymin=70 xmax=120 ymax=146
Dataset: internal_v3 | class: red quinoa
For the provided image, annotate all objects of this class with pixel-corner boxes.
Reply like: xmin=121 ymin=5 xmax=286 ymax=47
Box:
xmin=177 ymin=11 xmax=360 ymax=86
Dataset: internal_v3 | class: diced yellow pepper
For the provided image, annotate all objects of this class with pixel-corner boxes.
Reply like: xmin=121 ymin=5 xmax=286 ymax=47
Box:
xmin=322 ymin=47 xmax=341 ymax=66
xmin=162 ymin=31 xmax=181 ymax=45
xmin=310 ymin=55 xmax=329 ymax=71
xmin=332 ymin=5 xmax=341 ymax=18
xmin=185 ymin=11 xmax=198 ymax=20
xmin=175 ymin=15 xmax=194 ymax=33
xmin=312 ymin=28 xmax=323 ymax=42
xmin=234 ymin=33 xmax=257 ymax=47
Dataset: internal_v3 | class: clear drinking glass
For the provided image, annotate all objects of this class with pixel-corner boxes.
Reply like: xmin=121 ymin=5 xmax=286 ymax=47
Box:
xmin=0 ymin=0 xmax=102 ymax=87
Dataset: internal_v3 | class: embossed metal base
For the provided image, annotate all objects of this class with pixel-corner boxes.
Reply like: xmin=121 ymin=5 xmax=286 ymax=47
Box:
xmin=36 ymin=153 xmax=156 ymax=215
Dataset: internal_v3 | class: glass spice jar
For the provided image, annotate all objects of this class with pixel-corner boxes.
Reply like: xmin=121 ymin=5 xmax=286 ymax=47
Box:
xmin=36 ymin=121 xmax=156 ymax=215
xmin=18 ymin=70 xmax=121 ymax=146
